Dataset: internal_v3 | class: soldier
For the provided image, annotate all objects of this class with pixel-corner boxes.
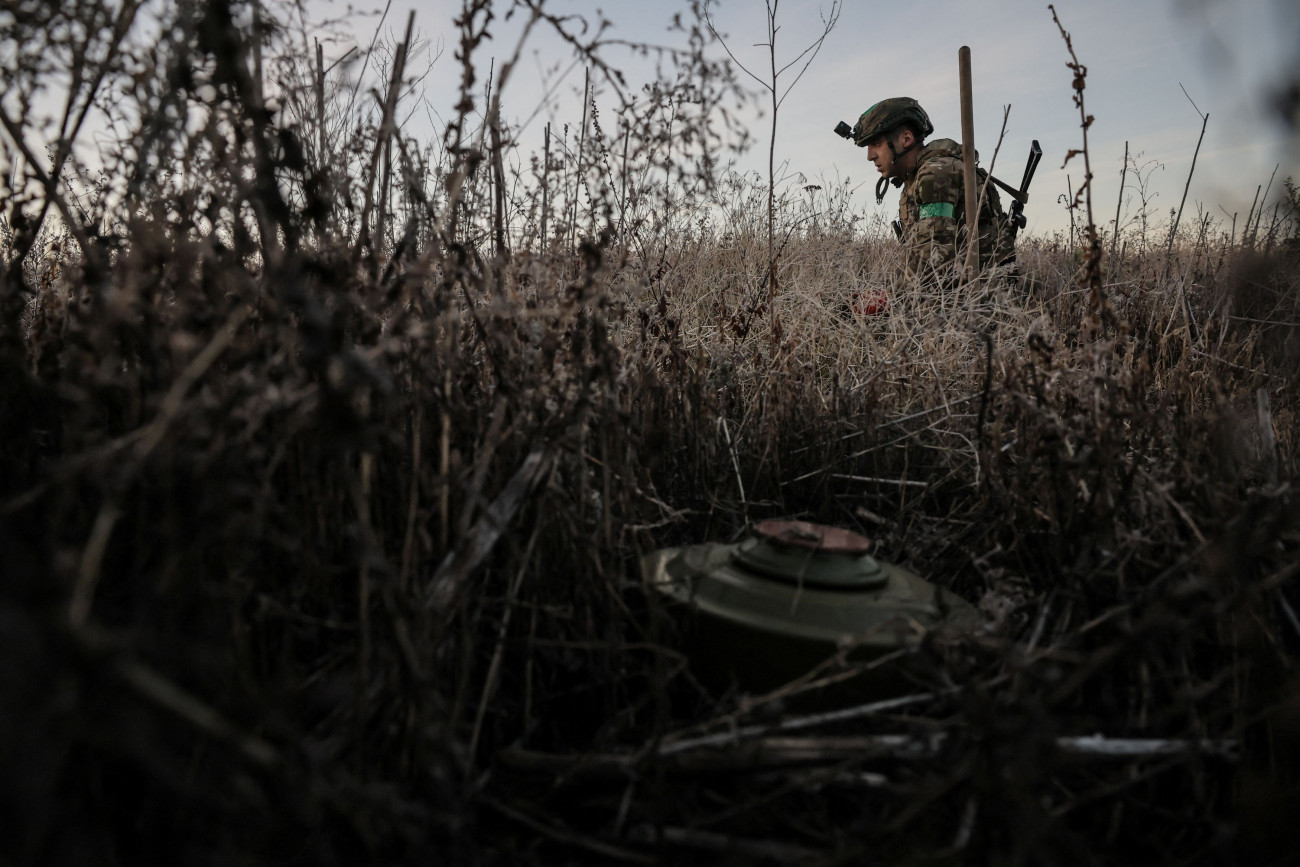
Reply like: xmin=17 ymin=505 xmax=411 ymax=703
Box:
xmin=851 ymin=97 xmax=1015 ymax=279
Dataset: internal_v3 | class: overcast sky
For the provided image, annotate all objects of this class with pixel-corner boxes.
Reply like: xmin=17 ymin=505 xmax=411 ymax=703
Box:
xmin=8 ymin=0 xmax=1278 ymax=239
xmin=308 ymin=0 xmax=1297 ymax=237
xmin=9 ymin=0 xmax=1290 ymax=239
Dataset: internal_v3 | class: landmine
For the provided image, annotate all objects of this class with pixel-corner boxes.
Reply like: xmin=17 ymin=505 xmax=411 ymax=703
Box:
xmin=641 ymin=519 xmax=979 ymax=696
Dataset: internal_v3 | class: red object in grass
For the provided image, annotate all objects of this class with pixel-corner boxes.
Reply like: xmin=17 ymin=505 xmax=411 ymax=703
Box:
xmin=852 ymin=288 xmax=888 ymax=316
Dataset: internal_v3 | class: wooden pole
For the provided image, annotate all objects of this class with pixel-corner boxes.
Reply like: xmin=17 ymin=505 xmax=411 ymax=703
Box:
xmin=958 ymin=46 xmax=979 ymax=282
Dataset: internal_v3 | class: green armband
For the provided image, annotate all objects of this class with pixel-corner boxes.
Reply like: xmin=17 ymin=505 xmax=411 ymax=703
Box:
xmin=919 ymin=202 xmax=955 ymax=219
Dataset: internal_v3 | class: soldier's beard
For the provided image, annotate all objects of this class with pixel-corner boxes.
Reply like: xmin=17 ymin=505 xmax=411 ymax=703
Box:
xmin=883 ymin=153 xmax=913 ymax=180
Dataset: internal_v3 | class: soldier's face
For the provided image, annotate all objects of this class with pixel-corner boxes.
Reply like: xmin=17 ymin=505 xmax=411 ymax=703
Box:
xmin=866 ymin=138 xmax=894 ymax=177
xmin=867 ymin=129 xmax=915 ymax=178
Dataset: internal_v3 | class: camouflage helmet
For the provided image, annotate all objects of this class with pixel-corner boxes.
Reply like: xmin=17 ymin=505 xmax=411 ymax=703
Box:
xmin=851 ymin=97 xmax=934 ymax=147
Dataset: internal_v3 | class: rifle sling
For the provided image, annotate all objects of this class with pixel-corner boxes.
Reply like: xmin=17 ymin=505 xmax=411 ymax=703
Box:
xmin=987 ymin=173 xmax=1028 ymax=205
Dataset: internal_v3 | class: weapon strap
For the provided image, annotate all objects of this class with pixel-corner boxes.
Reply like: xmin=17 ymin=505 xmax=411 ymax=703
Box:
xmin=990 ymin=141 xmax=1043 ymax=205
xmin=988 ymin=174 xmax=1027 ymax=204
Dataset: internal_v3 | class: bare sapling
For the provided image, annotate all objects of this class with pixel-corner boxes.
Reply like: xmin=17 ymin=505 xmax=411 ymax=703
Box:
xmin=704 ymin=0 xmax=841 ymax=303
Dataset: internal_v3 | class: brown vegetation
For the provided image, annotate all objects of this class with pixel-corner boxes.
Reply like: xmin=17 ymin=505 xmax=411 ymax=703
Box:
xmin=2 ymin=1 xmax=1298 ymax=864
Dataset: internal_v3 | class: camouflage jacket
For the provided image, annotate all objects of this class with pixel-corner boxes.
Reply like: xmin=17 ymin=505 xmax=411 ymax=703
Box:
xmin=897 ymin=138 xmax=1015 ymax=277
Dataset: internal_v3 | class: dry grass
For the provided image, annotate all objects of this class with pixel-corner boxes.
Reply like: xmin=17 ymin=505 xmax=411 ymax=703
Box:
xmin=2 ymin=1 xmax=1298 ymax=864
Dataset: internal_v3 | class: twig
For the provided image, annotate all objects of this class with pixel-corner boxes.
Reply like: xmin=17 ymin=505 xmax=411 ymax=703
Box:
xmin=134 ymin=305 xmax=253 ymax=462
xmin=341 ymin=0 xmax=393 ymax=123
xmin=976 ymin=331 xmax=993 ymax=465
xmin=356 ymin=10 xmax=415 ymax=260
xmin=540 ymin=122 xmax=550 ymax=251
xmin=630 ymin=824 xmax=822 ymax=863
xmin=399 ymin=405 xmax=421 ymax=595
xmin=1054 ymin=736 xmax=1238 ymax=760
xmin=924 ymin=795 xmax=979 ymax=859
xmin=1164 ymin=84 xmax=1207 ymax=275
xmin=1110 ymin=140 xmax=1128 ymax=269
xmin=93 ymin=643 xmax=279 ymax=769
xmin=971 ymin=105 xmax=1011 ymax=277
xmin=315 ymin=39 xmax=327 ymax=164
xmin=502 ymin=733 xmax=1239 ymax=780
xmin=431 ymin=6 xmax=541 ymax=247
xmin=0 ymin=107 xmax=95 ymax=265
xmin=803 ymin=394 xmax=980 ymax=451
xmin=1257 ymin=387 xmax=1278 ymax=486
xmin=470 ymin=520 xmax=544 ymax=758
xmin=1026 ymin=588 xmax=1055 ymax=653
xmin=481 ymin=796 xmax=655 ymax=865
xmin=1277 ymin=590 xmax=1300 ymax=640
xmin=569 ymin=66 xmax=589 ymax=257
xmin=1243 ymin=184 xmax=1262 ymax=248
xmin=1252 ymin=163 xmax=1280 ymax=245
xmin=719 ymin=417 xmax=750 ymax=520
xmin=13 ymin=0 xmax=144 ymax=270
xmin=425 ymin=446 xmax=552 ymax=612
xmin=659 ymin=691 xmax=942 ymax=756
xmin=353 ymin=451 xmax=376 ymax=743
xmin=68 ymin=503 xmax=122 ymax=628
xmin=831 ymin=475 xmax=927 ymax=488
xmin=250 ymin=0 xmax=265 ymax=107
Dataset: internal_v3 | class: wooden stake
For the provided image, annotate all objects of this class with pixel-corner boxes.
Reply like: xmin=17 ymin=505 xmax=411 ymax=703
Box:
xmin=959 ymin=46 xmax=979 ymax=282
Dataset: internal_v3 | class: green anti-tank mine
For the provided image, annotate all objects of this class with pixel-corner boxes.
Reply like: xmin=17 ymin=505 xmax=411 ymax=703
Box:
xmin=642 ymin=520 xmax=978 ymax=694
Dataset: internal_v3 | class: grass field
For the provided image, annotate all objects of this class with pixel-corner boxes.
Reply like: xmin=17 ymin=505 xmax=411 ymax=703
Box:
xmin=2 ymin=2 xmax=1298 ymax=863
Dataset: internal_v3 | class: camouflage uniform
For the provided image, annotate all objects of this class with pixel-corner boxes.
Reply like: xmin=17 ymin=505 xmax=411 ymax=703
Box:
xmin=898 ymin=138 xmax=1015 ymax=278
xmin=850 ymin=98 xmax=1016 ymax=280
